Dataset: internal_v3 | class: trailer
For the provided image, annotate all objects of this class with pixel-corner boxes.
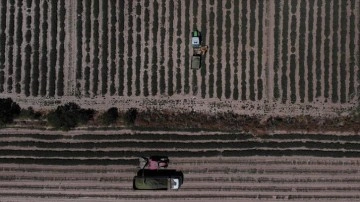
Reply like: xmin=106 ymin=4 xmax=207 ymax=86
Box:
xmin=133 ymin=169 xmax=184 ymax=190
xmin=191 ymin=54 xmax=201 ymax=70
xmin=133 ymin=176 xmax=181 ymax=190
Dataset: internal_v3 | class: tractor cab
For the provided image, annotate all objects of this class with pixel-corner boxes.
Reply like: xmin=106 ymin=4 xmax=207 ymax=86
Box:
xmin=192 ymin=30 xmax=201 ymax=48
xmin=139 ymin=156 xmax=169 ymax=170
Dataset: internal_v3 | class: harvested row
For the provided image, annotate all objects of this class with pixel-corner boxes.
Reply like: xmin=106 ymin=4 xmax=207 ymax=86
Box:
xmin=2 ymin=132 xmax=360 ymax=141
xmin=3 ymin=140 xmax=360 ymax=151
xmin=2 ymin=131 xmax=360 ymax=164
xmin=1 ymin=154 xmax=360 ymax=201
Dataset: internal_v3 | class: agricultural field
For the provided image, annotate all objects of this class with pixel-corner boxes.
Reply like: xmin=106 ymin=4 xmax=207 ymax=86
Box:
xmin=0 ymin=0 xmax=358 ymax=116
xmin=1 ymin=129 xmax=360 ymax=201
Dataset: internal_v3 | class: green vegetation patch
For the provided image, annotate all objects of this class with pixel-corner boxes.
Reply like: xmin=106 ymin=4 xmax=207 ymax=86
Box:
xmin=47 ymin=103 xmax=95 ymax=130
xmin=0 ymin=98 xmax=20 ymax=126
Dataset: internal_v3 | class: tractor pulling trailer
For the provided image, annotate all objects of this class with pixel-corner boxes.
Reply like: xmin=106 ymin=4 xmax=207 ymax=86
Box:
xmin=191 ymin=29 xmax=208 ymax=70
xmin=133 ymin=156 xmax=184 ymax=190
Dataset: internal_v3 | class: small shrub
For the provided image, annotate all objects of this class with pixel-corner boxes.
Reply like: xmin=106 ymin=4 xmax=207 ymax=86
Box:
xmin=19 ymin=107 xmax=42 ymax=119
xmin=125 ymin=108 xmax=137 ymax=125
xmin=47 ymin=103 xmax=94 ymax=130
xmin=0 ymin=98 xmax=21 ymax=126
xmin=99 ymin=107 xmax=118 ymax=125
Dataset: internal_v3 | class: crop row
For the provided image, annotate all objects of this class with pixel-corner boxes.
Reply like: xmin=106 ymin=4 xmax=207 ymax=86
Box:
xmin=1 ymin=148 xmax=360 ymax=160
xmin=14 ymin=0 xmax=23 ymax=93
xmin=23 ymin=0 xmax=32 ymax=97
xmin=1 ymin=171 xmax=358 ymax=183
xmin=200 ymin=0 xmax=207 ymax=98
xmin=215 ymin=0 xmax=223 ymax=99
xmin=101 ymin=0 xmax=109 ymax=96
xmin=0 ymin=186 xmax=264 ymax=193
xmin=1 ymin=169 xmax=359 ymax=184
xmin=273 ymin=0 xmax=281 ymax=99
xmin=0 ymin=193 xmax=359 ymax=201
xmin=39 ymin=0 xmax=48 ymax=96
xmin=306 ymin=0 xmax=314 ymax=102
xmin=3 ymin=132 xmax=360 ymax=142
xmin=240 ymin=0 xmax=248 ymax=101
xmin=273 ymin=0 xmax=358 ymax=103
xmin=257 ymin=0 xmax=264 ymax=100
xmin=150 ymin=0 xmax=158 ymax=96
xmin=175 ymin=0 xmax=182 ymax=94
xmin=3 ymin=140 xmax=360 ymax=151
xmin=4 ymin=140 xmax=360 ymax=151
xmin=5 ymin=0 xmax=15 ymax=93
xmin=0 ymin=0 xmax=8 ymax=92
xmin=109 ymin=0 xmax=117 ymax=95
xmin=117 ymin=0 xmax=125 ymax=96
xmin=208 ymin=8 xmax=215 ymax=98
xmin=191 ymin=1 xmax=198 ymax=95
xmin=75 ymin=0 xmax=83 ymax=96
xmin=30 ymin=0 xmax=40 ymax=96
xmin=159 ymin=0 xmax=166 ymax=95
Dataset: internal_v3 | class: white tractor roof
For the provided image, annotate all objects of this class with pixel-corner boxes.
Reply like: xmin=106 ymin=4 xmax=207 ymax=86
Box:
xmin=192 ymin=37 xmax=200 ymax=46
